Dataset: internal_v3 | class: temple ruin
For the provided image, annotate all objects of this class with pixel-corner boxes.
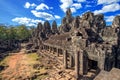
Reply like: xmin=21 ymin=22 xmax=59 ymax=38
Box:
xmin=26 ymin=8 xmax=120 ymax=80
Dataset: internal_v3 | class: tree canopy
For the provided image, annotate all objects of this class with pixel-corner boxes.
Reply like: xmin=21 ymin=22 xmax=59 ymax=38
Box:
xmin=0 ymin=25 xmax=32 ymax=41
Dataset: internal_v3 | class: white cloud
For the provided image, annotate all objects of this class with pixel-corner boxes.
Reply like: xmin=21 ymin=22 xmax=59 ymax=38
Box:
xmin=50 ymin=7 xmax=53 ymax=9
xmin=106 ymin=16 xmax=115 ymax=22
xmin=85 ymin=5 xmax=92 ymax=7
xmin=31 ymin=10 xmax=55 ymax=20
xmin=72 ymin=3 xmax=82 ymax=9
xmin=60 ymin=0 xmax=82 ymax=13
xmin=36 ymin=3 xmax=49 ymax=10
xmin=70 ymin=7 xmax=76 ymax=13
xmin=98 ymin=0 xmax=120 ymax=5
xmin=24 ymin=2 xmax=31 ymax=8
xmin=31 ymin=10 xmax=61 ymax=20
xmin=60 ymin=0 xmax=73 ymax=12
xmin=94 ymin=3 xmax=120 ymax=14
xmin=12 ymin=17 xmax=44 ymax=26
xmin=54 ymin=15 xmax=61 ymax=19
xmin=70 ymin=3 xmax=82 ymax=12
xmin=31 ymin=3 xmax=37 ymax=7
xmin=24 ymin=2 xmax=36 ymax=9
xmin=106 ymin=14 xmax=120 ymax=22
xmin=75 ymin=0 xmax=86 ymax=2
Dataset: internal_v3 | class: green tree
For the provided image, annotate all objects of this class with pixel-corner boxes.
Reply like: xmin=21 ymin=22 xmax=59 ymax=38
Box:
xmin=0 ymin=24 xmax=32 ymax=41
xmin=6 ymin=27 xmax=17 ymax=40
xmin=0 ymin=25 xmax=7 ymax=40
xmin=16 ymin=25 xmax=31 ymax=40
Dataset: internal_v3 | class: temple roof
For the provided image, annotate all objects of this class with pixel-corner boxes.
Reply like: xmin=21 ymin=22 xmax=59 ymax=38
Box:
xmin=43 ymin=32 xmax=72 ymax=49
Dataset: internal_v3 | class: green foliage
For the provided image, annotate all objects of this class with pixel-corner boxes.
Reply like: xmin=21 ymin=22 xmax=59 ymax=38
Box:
xmin=27 ymin=53 xmax=39 ymax=61
xmin=0 ymin=24 xmax=32 ymax=40
xmin=16 ymin=25 xmax=31 ymax=40
xmin=0 ymin=55 xmax=10 ymax=67
xmin=6 ymin=27 xmax=17 ymax=40
xmin=0 ymin=26 xmax=7 ymax=40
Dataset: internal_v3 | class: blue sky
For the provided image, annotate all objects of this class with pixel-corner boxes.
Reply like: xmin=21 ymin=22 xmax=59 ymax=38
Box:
xmin=0 ymin=0 xmax=120 ymax=27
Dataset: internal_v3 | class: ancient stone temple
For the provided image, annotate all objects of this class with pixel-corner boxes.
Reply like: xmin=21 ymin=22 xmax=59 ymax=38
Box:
xmin=26 ymin=8 xmax=120 ymax=80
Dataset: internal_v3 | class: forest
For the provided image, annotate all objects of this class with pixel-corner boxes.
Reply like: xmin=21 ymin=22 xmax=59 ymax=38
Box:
xmin=0 ymin=24 xmax=32 ymax=41
xmin=0 ymin=24 xmax=33 ymax=54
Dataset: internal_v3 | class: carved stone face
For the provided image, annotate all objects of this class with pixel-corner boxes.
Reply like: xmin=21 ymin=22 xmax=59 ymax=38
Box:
xmin=106 ymin=48 xmax=112 ymax=55
xmin=62 ymin=17 xmax=66 ymax=24
xmin=112 ymin=16 xmax=120 ymax=28
xmin=95 ymin=14 xmax=104 ymax=21
xmin=66 ymin=8 xmax=72 ymax=17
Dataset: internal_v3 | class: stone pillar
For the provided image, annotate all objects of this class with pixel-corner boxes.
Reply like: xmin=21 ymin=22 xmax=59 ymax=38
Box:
xmin=47 ymin=46 xmax=48 ymax=51
xmin=48 ymin=46 xmax=49 ymax=51
xmin=46 ymin=45 xmax=47 ymax=50
xmin=75 ymin=52 xmax=79 ymax=79
xmin=83 ymin=57 xmax=88 ymax=74
xmin=50 ymin=47 xmax=52 ymax=52
xmin=57 ymin=49 xmax=59 ymax=57
xmin=42 ymin=45 xmax=44 ymax=50
xmin=80 ymin=50 xmax=83 ymax=75
xmin=47 ymin=46 xmax=48 ymax=50
xmin=63 ymin=50 xmax=67 ymax=69
xmin=44 ymin=45 xmax=45 ymax=50
xmin=45 ymin=45 xmax=46 ymax=50
xmin=46 ymin=46 xmax=47 ymax=50
xmin=70 ymin=55 xmax=73 ymax=67
xmin=98 ymin=50 xmax=105 ymax=70
xmin=52 ymin=47 xmax=54 ymax=54
xmin=48 ymin=46 xmax=50 ymax=52
xmin=54 ymin=48 xmax=56 ymax=53
xmin=98 ymin=57 xmax=105 ymax=70
xmin=53 ymin=48 xmax=55 ymax=54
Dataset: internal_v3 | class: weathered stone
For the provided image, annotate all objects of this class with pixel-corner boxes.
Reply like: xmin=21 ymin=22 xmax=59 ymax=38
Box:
xmin=52 ymin=21 xmax=58 ymax=34
xmin=62 ymin=17 xmax=67 ymax=24
xmin=59 ymin=8 xmax=74 ymax=33
xmin=112 ymin=16 xmax=120 ymax=28
xmin=94 ymin=14 xmax=106 ymax=33
xmin=43 ymin=21 xmax=52 ymax=37
xmin=0 ymin=39 xmax=20 ymax=53
xmin=65 ymin=8 xmax=74 ymax=25
xmin=60 ymin=24 xmax=71 ymax=33
xmin=27 ymin=8 xmax=120 ymax=80
xmin=37 ymin=22 xmax=43 ymax=32
xmin=71 ymin=16 xmax=81 ymax=31
xmin=82 ymin=12 xmax=94 ymax=27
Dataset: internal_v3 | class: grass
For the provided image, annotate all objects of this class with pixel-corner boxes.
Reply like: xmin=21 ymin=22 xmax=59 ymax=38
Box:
xmin=26 ymin=53 xmax=48 ymax=79
xmin=35 ymin=74 xmax=49 ymax=80
xmin=26 ymin=53 xmax=39 ymax=64
xmin=0 ymin=53 xmax=39 ymax=66
xmin=27 ymin=53 xmax=39 ymax=60
xmin=0 ymin=56 xmax=10 ymax=67
xmin=34 ymin=67 xmax=48 ymax=80
xmin=0 ymin=56 xmax=10 ymax=73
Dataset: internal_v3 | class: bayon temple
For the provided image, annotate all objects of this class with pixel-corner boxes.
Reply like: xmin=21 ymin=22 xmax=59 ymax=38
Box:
xmin=26 ymin=8 xmax=120 ymax=80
